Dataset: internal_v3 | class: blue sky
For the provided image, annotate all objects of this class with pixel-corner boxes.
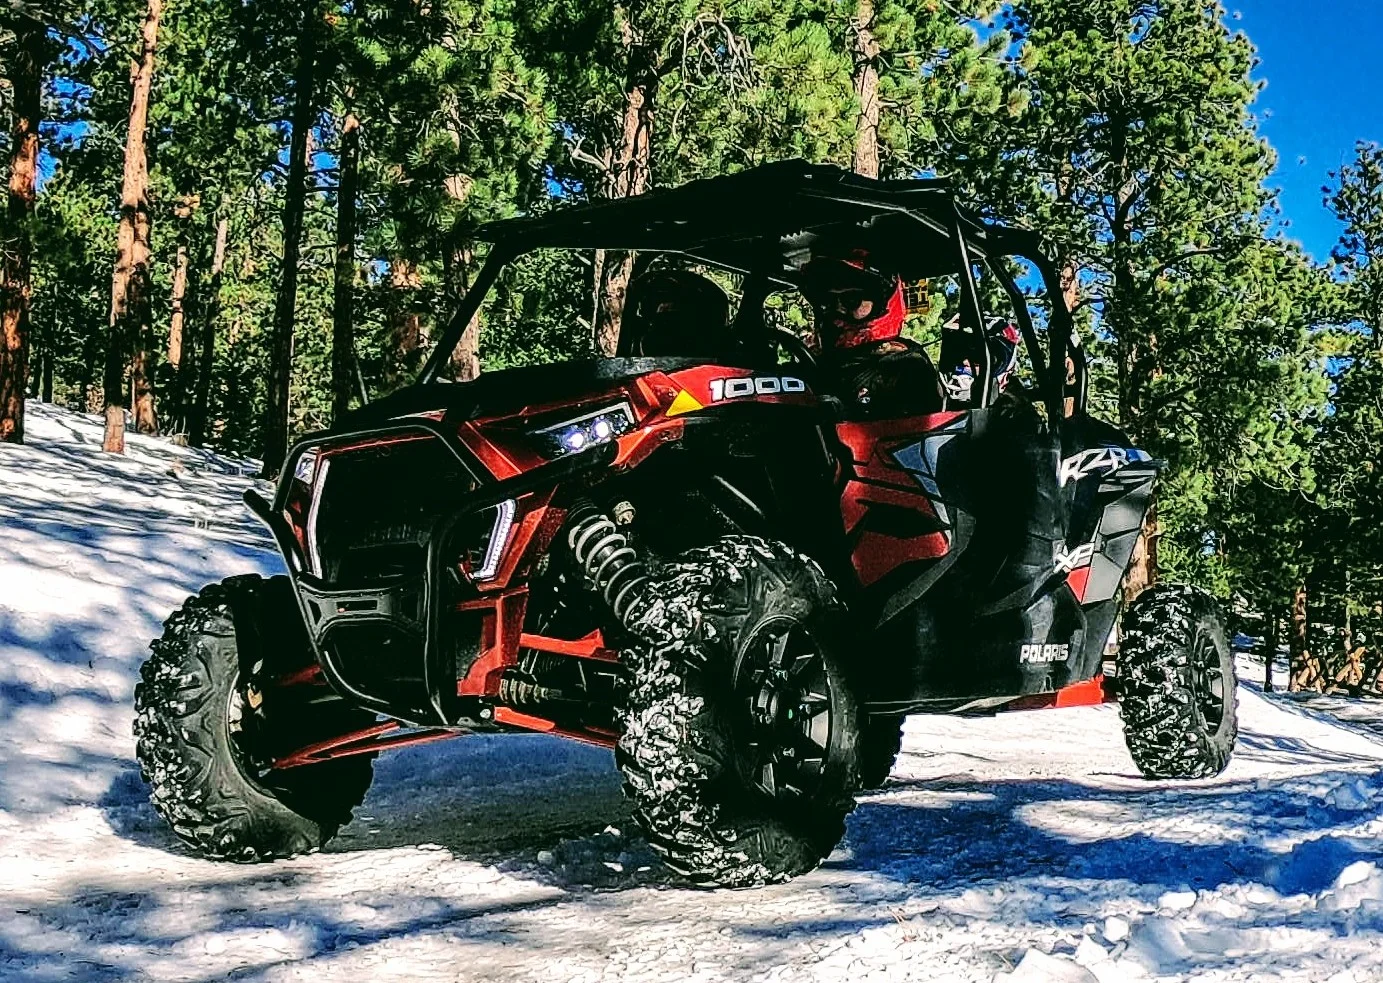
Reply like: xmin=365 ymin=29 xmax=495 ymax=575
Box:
xmin=1233 ymin=1 xmax=1383 ymax=260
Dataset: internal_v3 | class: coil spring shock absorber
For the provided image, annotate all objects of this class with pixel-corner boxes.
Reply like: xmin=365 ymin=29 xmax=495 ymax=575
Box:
xmin=566 ymin=500 xmax=649 ymax=625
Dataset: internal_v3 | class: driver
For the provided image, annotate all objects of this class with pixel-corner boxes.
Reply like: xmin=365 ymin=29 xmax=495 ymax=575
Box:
xmin=798 ymin=246 xmax=944 ymax=417
xmin=619 ymin=268 xmax=734 ymax=358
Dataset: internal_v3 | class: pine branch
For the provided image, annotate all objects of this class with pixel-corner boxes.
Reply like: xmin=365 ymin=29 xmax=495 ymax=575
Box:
xmin=565 ymin=134 xmax=610 ymax=175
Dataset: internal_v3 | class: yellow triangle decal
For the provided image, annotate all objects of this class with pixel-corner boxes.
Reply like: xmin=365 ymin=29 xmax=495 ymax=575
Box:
xmin=666 ymin=389 xmax=705 ymax=417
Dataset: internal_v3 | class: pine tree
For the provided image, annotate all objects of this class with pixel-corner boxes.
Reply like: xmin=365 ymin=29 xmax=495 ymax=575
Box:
xmin=522 ymin=1 xmax=765 ymax=353
xmin=0 ymin=8 xmax=47 ymax=442
xmin=103 ymin=0 xmax=164 ymax=453
xmin=346 ymin=0 xmax=551 ymax=386
xmin=1327 ymin=143 xmax=1383 ymax=347
xmin=980 ymin=0 xmax=1280 ymax=595
xmin=330 ymin=108 xmax=360 ymax=423
xmin=260 ymin=1 xmax=324 ymax=477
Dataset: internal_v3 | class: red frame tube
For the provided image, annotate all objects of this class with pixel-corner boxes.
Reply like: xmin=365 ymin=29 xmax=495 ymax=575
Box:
xmin=273 ymin=721 xmax=463 ymax=770
xmin=1003 ymin=675 xmax=1113 ymax=712
xmin=517 ymin=630 xmax=619 ymax=663
xmin=492 ymin=707 xmax=618 ymax=748
xmin=272 ymin=674 xmax=1112 ymax=769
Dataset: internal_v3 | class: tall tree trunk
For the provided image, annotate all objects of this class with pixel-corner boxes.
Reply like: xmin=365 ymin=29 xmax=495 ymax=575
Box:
xmin=166 ymin=194 xmax=197 ymax=381
xmin=443 ymin=243 xmax=481 ymax=383
xmin=388 ymin=257 xmax=424 ymax=382
xmin=1058 ymin=257 xmax=1081 ymax=418
xmin=1111 ymin=158 xmax=1159 ymax=595
xmin=1262 ymin=607 xmax=1278 ymax=693
xmin=260 ymin=4 xmax=321 ymax=477
xmin=0 ymin=14 xmax=42 ymax=444
xmin=40 ymin=346 xmax=53 ymax=402
xmin=331 ymin=110 xmax=360 ymax=422
xmin=1122 ymin=500 xmax=1158 ymax=604
xmin=166 ymin=239 xmax=189 ymax=370
xmin=1341 ymin=569 xmax=1354 ymax=662
xmin=438 ymin=176 xmax=480 ymax=382
xmin=189 ymin=212 xmax=229 ymax=448
xmin=1288 ymin=581 xmax=1323 ymax=692
xmin=452 ymin=312 xmax=482 ymax=382
xmin=103 ymin=0 xmax=164 ymax=451
xmin=130 ymin=343 xmax=155 ymax=432
xmin=850 ymin=0 xmax=881 ymax=178
xmin=593 ymin=28 xmax=657 ymax=356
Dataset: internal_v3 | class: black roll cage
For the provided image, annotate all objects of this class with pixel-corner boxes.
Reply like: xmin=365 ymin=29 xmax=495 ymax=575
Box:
xmin=418 ymin=161 xmax=1088 ymax=424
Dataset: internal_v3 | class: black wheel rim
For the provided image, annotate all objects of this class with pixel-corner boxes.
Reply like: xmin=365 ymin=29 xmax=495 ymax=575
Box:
xmin=734 ymin=618 xmax=835 ymax=801
xmin=1191 ymin=629 xmax=1226 ymax=730
xmin=226 ymin=674 xmax=277 ymax=785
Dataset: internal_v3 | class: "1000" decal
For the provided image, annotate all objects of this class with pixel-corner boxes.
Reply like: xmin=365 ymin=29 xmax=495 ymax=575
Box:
xmin=708 ymin=375 xmax=808 ymax=402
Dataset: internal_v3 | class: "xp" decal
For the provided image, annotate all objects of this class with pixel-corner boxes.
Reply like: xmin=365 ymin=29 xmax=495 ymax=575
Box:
xmin=1054 ymin=542 xmax=1096 ymax=573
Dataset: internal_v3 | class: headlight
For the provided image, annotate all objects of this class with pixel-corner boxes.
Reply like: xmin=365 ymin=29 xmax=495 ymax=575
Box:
xmin=532 ymin=403 xmax=635 ymax=458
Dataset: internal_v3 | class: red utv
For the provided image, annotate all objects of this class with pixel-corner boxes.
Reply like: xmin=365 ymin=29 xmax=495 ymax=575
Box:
xmin=134 ymin=162 xmax=1238 ymax=886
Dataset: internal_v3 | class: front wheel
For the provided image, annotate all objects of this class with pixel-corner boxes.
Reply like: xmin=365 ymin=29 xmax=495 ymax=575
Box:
xmin=134 ymin=575 xmax=377 ymax=860
xmin=1116 ymin=584 xmax=1238 ymax=779
xmin=616 ymin=537 xmax=862 ymax=887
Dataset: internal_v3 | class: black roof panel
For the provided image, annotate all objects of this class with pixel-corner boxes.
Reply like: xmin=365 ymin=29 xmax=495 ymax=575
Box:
xmin=477 ymin=161 xmax=1035 ymax=278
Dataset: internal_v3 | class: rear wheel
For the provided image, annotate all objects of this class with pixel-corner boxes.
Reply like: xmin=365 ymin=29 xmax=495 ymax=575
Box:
xmin=1116 ymin=584 xmax=1238 ymax=779
xmin=134 ymin=575 xmax=377 ymax=860
xmin=616 ymin=537 xmax=862 ymax=887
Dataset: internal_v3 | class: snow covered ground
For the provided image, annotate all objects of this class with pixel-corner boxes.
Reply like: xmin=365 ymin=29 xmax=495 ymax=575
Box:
xmin=6 ymin=403 xmax=1383 ymax=982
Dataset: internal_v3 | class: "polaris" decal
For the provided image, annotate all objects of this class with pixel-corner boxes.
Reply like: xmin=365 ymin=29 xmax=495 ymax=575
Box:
xmin=1020 ymin=643 xmax=1070 ymax=664
xmin=709 ymin=376 xmax=807 ymax=402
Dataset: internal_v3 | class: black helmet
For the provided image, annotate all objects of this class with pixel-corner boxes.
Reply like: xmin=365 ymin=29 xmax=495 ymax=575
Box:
xmin=620 ymin=269 xmax=732 ymax=358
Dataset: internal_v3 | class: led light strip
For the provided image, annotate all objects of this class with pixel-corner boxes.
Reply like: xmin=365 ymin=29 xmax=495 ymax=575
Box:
xmin=305 ymin=457 xmax=331 ymax=578
xmin=473 ymin=498 xmax=517 ymax=581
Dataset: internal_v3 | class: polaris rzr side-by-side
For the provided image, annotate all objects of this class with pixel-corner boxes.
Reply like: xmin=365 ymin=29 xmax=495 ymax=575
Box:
xmin=134 ymin=162 xmax=1238 ymax=886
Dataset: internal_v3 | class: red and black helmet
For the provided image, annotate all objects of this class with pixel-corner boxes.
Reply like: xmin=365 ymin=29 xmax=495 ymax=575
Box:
xmin=799 ymin=246 xmax=907 ymax=350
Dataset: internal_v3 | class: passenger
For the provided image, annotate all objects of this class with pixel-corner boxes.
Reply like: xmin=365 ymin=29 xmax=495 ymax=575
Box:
xmin=619 ymin=269 xmax=733 ymax=358
xmin=941 ymin=313 xmax=1022 ymax=406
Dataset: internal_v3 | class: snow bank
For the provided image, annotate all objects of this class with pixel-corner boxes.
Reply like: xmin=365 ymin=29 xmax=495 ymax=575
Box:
xmin=5 ymin=403 xmax=1383 ymax=982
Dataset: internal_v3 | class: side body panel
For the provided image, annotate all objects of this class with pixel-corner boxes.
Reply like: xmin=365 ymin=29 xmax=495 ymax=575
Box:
xmin=836 ymin=404 xmax=1156 ymax=713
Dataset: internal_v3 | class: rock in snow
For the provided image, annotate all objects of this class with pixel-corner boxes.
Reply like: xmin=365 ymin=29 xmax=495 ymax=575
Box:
xmin=6 ymin=402 xmax=1383 ymax=981
xmin=995 ymin=948 xmax=1100 ymax=983
xmin=1102 ymin=916 xmax=1130 ymax=943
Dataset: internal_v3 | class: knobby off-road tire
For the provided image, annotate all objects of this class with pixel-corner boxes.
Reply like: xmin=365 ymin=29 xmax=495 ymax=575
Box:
xmin=1117 ymin=583 xmax=1238 ymax=780
xmin=616 ymin=537 xmax=862 ymax=887
xmin=858 ymin=715 xmax=905 ymax=790
xmin=134 ymin=574 xmax=377 ymax=860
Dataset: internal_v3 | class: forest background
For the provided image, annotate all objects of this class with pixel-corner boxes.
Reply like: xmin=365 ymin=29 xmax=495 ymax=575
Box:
xmin=3 ymin=0 xmax=1383 ymax=694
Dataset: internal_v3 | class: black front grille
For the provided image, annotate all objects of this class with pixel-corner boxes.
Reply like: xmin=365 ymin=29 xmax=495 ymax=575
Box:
xmin=322 ymin=620 xmax=427 ymax=712
xmin=312 ymin=436 xmax=477 ymax=585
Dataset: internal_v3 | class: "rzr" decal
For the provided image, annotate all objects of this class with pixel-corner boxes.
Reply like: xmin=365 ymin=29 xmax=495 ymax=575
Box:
xmin=709 ymin=376 xmax=807 ymax=402
xmin=1058 ymin=445 xmax=1152 ymax=487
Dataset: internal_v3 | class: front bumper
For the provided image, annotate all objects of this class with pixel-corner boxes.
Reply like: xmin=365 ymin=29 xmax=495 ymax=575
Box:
xmin=245 ymin=422 xmax=616 ymax=726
